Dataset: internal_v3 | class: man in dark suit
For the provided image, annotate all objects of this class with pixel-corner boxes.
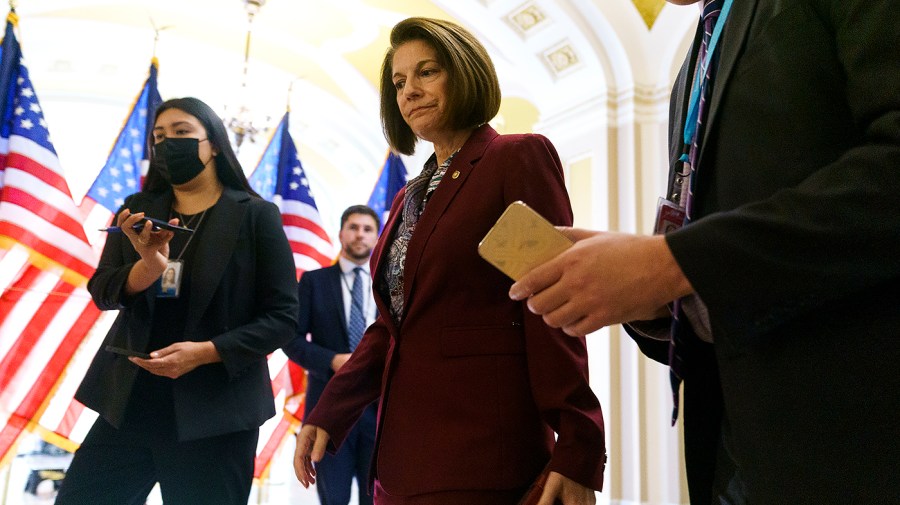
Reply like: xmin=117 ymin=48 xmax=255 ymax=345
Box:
xmin=283 ymin=205 xmax=380 ymax=505
xmin=510 ymin=0 xmax=900 ymax=503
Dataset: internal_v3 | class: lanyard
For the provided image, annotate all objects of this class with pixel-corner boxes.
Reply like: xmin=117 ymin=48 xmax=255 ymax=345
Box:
xmin=681 ymin=0 xmax=734 ymax=152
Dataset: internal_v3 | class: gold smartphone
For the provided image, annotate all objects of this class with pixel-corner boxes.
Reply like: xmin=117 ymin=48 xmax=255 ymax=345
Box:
xmin=478 ymin=201 xmax=573 ymax=281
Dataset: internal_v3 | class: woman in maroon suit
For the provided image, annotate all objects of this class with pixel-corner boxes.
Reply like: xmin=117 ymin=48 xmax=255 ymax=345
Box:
xmin=294 ymin=17 xmax=606 ymax=505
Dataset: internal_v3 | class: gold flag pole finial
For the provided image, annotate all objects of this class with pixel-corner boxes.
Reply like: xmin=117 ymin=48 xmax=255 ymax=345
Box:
xmin=7 ymin=1 xmax=18 ymax=25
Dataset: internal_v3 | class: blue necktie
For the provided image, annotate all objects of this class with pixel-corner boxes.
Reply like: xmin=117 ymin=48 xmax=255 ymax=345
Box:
xmin=669 ymin=0 xmax=724 ymax=424
xmin=348 ymin=267 xmax=366 ymax=351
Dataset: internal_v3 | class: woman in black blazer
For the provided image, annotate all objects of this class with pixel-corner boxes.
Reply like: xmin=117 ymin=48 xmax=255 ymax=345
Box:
xmin=55 ymin=97 xmax=298 ymax=505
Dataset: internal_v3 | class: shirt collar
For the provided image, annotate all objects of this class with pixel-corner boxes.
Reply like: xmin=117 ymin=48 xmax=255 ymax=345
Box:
xmin=338 ymin=256 xmax=369 ymax=276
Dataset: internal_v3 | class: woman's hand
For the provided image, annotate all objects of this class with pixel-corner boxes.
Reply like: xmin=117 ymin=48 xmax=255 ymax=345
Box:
xmin=129 ymin=341 xmax=220 ymax=379
xmin=118 ymin=209 xmax=177 ymax=295
xmin=538 ymin=471 xmax=596 ymax=505
xmin=294 ymin=424 xmax=331 ymax=488
xmin=119 ymin=209 xmax=175 ymax=262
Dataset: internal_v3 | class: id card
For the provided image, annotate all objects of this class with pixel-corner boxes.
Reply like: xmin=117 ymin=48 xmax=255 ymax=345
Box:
xmin=654 ymin=197 xmax=686 ymax=235
xmin=478 ymin=201 xmax=573 ymax=281
xmin=157 ymin=259 xmax=183 ymax=298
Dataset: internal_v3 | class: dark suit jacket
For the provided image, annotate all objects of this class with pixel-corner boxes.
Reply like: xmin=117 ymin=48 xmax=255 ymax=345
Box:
xmin=77 ymin=187 xmax=299 ymax=441
xmin=630 ymin=1 xmax=900 ymax=503
xmin=306 ymin=125 xmax=606 ymax=496
xmin=282 ymin=263 xmax=374 ymax=417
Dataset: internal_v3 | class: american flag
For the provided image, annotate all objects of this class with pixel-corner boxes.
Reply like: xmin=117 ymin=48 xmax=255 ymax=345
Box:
xmin=366 ymin=150 xmax=407 ymax=233
xmin=35 ymin=59 xmax=162 ymax=453
xmin=248 ymin=111 xmax=332 ymax=478
xmin=0 ymin=10 xmax=102 ymax=464
xmin=80 ymin=59 xmax=162 ymax=246
xmin=249 ymin=111 xmax=334 ymax=276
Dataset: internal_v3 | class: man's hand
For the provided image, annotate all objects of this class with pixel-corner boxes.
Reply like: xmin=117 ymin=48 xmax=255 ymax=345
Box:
xmin=331 ymin=353 xmax=351 ymax=372
xmin=509 ymin=229 xmax=692 ymax=336
xmin=129 ymin=341 xmax=220 ymax=379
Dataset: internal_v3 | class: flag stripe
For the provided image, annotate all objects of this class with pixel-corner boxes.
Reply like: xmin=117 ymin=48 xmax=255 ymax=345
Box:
xmin=288 ymin=241 xmax=334 ymax=268
xmin=0 ymin=277 xmax=74 ymax=393
xmin=0 ymin=411 xmax=27 ymax=467
xmin=56 ymin=399 xmax=84 ymax=438
xmin=281 ymin=213 xmax=331 ymax=244
xmin=4 ymin=149 xmax=68 ymax=194
xmin=292 ymin=255 xmax=328 ymax=277
xmin=2 ymin=186 xmax=88 ymax=241
xmin=0 ymin=263 xmax=39 ymax=326
xmin=0 ymin=242 xmax=33 ymax=294
xmin=0 ymin=162 xmax=96 ymax=265
xmin=283 ymin=225 xmax=333 ymax=255
xmin=1 ymin=275 xmax=90 ymax=408
xmin=253 ymin=415 xmax=294 ymax=479
xmin=35 ymin=310 xmax=111 ymax=445
xmin=0 ymin=268 xmax=56 ymax=367
xmin=270 ymin=359 xmax=288 ymax=397
xmin=0 ymin=299 xmax=100 ymax=463
xmin=0 ymin=221 xmax=94 ymax=280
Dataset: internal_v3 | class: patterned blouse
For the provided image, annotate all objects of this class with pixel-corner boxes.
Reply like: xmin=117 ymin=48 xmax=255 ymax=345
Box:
xmin=381 ymin=151 xmax=457 ymax=326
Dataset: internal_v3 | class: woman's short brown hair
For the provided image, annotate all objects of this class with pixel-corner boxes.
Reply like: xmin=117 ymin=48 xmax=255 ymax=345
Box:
xmin=380 ymin=17 xmax=501 ymax=155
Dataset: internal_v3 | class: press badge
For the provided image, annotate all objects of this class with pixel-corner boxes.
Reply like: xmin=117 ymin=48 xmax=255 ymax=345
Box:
xmin=156 ymin=259 xmax=184 ymax=298
xmin=655 ymin=159 xmax=691 ymax=234
xmin=655 ymin=198 xmax=686 ymax=235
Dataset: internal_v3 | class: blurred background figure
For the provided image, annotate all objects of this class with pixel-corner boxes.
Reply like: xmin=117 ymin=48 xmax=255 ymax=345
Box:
xmin=283 ymin=204 xmax=381 ymax=505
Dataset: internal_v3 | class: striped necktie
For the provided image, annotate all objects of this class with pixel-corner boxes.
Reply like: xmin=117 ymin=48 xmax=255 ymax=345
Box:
xmin=348 ymin=267 xmax=366 ymax=351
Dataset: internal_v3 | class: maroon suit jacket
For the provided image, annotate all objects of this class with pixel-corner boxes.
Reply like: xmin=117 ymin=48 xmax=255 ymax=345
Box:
xmin=306 ymin=125 xmax=606 ymax=496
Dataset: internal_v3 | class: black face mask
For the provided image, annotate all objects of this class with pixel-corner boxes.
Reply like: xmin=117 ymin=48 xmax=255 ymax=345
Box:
xmin=153 ymin=137 xmax=210 ymax=185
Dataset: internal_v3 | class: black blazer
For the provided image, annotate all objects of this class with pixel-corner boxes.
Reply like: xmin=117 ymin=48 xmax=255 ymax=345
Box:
xmin=282 ymin=263 xmax=354 ymax=416
xmin=76 ymin=186 xmax=299 ymax=441
xmin=629 ymin=0 xmax=900 ymax=503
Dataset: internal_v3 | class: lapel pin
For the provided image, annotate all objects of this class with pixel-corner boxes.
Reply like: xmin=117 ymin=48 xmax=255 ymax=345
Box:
xmin=451 ymin=170 xmax=460 ymax=179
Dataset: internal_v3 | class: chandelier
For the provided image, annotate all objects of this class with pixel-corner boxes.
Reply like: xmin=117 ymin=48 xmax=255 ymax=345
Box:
xmin=223 ymin=0 xmax=269 ymax=152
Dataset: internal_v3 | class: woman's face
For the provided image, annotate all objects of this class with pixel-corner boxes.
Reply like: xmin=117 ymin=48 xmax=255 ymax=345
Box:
xmin=391 ymin=39 xmax=451 ymax=143
xmin=151 ymin=108 xmax=218 ymax=185
xmin=152 ymin=108 xmax=216 ymax=160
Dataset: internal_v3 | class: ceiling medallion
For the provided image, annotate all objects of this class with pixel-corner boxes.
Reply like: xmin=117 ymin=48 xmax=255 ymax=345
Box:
xmin=542 ymin=43 xmax=580 ymax=76
xmin=507 ymin=2 xmax=548 ymax=35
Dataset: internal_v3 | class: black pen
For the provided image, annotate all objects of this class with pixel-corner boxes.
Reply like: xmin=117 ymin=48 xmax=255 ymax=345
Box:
xmin=99 ymin=222 xmax=159 ymax=233
xmin=98 ymin=218 xmax=194 ymax=234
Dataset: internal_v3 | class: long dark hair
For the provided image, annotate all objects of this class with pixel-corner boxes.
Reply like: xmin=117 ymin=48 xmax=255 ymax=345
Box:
xmin=143 ymin=97 xmax=259 ymax=197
